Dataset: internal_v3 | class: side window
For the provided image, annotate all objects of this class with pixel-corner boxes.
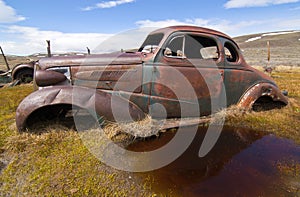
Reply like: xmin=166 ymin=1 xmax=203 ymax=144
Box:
xmin=164 ymin=35 xmax=184 ymax=58
xmin=164 ymin=34 xmax=219 ymax=60
xmin=185 ymin=35 xmax=219 ymax=60
xmin=224 ymin=42 xmax=239 ymax=63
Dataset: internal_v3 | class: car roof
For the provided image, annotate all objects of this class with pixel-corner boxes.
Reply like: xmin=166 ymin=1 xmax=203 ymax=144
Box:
xmin=150 ymin=25 xmax=238 ymax=46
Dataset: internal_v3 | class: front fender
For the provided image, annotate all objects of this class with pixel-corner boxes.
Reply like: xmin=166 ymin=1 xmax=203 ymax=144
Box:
xmin=238 ymin=82 xmax=288 ymax=109
xmin=16 ymin=86 xmax=145 ymax=131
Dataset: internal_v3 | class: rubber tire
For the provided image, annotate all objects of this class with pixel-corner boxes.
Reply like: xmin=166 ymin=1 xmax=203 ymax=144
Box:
xmin=15 ymin=69 xmax=33 ymax=83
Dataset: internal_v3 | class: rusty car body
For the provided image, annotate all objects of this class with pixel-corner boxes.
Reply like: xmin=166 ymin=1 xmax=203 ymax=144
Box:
xmin=0 ymin=46 xmax=34 ymax=85
xmin=11 ymin=61 xmax=35 ymax=83
xmin=16 ymin=26 xmax=288 ymax=131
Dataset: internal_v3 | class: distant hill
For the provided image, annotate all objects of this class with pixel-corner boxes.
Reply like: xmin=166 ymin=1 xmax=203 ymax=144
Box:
xmin=233 ymin=30 xmax=300 ymax=67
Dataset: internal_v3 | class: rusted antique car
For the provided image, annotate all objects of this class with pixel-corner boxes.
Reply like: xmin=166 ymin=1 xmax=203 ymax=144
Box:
xmin=16 ymin=26 xmax=288 ymax=131
xmin=11 ymin=61 xmax=35 ymax=83
xmin=1 ymin=46 xmax=34 ymax=85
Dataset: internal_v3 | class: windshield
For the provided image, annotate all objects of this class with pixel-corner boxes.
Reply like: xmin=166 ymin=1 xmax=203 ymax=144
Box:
xmin=138 ymin=33 xmax=164 ymax=53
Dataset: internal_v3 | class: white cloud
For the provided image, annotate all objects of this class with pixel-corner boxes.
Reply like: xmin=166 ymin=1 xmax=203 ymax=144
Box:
xmin=0 ymin=0 xmax=25 ymax=23
xmin=83 ymin=0 xmax=135 ymax=11
xmin=136 ymin=19 xmax=193 ymax=28
xmin=275 ymin=19 xmax=300 ymax=29
xmin=136 ymin=18 xmax=264 ymax=36
xmin=136 ymin=18 xmax=300 ymax=36
xmin=224 ymin=0 xmax=300 ymax=8
xmin=1 ymin=25 xmax=113 ymax=55
xmin=0 ymin=25 xmax=153 ymax=55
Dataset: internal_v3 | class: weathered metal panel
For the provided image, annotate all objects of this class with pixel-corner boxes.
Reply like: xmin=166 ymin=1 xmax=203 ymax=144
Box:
xmin=238 ymin=83 xmax=288 ymax=109
xmin=38 ymin=52 xmax=143 ymax=69
xmin=16 ymin=86 xmax=145 ymax=131
xmin=72 ymin=64 xmax=143 ymax=93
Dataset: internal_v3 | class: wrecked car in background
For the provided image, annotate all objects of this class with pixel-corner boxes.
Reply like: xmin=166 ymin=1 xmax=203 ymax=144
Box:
xmin=16 ymin=26 xmax=288 ymax=131
xmin=0 ymin=46 xmax=34 ymax=86
xmin=11 ymin=61 xmax=35 ymax=83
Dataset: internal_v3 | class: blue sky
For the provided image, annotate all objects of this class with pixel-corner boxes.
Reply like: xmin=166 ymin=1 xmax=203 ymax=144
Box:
xmin=1 ymin=0 xmax=300 ymax=55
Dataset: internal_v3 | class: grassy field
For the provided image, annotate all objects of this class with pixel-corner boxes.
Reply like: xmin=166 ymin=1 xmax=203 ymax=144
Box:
xmin=0 ymin=56 xmax=34 ymax=71
xmin=0 ymin=68 xmax=299 ymax=196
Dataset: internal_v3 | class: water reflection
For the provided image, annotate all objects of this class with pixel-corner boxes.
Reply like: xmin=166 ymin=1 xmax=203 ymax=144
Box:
xmin=127 ymin=126 xmax=300 ymax=196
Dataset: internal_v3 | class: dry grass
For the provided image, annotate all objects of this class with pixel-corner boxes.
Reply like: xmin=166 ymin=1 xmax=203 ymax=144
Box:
xmin=1 ymin=130 xmax=151 ymax=196
xmin=103 ymin=116 xmax=161 ymax=139
xmin=0 ymin=85 xmax=159 ymax=196
xmin=276 ymin=160 xmax=300 ymax=195
xmin=0 ymin=55 xmax=36 ymax=71
xmin=1 ymin=125 xmax=155 ymax=196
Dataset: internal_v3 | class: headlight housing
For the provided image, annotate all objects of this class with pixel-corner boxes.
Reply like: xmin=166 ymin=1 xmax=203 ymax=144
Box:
xmin=35 ymin=66 xmax=71 ymax=87
xmin=48 ymin=66 xmax=71 ymax=81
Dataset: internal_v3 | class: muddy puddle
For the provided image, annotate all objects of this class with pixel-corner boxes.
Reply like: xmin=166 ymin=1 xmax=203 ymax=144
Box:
xmin=127 ymin=126 xmax=300 ymax=196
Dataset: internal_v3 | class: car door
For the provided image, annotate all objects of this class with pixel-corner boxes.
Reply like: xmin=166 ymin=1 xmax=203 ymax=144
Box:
xmin=149 ymin=32 xmax=225 ymax=118
xmin=221 ymin=39 xmax=261 ymax=105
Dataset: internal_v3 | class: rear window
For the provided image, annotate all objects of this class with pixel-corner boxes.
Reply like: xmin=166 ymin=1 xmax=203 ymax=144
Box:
xmin=224 ymin=42 xmax=239 ymax=63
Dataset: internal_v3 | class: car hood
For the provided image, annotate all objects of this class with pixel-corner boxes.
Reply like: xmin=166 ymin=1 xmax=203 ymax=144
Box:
xmin=37 ymin=52 xmax=143 ymax=70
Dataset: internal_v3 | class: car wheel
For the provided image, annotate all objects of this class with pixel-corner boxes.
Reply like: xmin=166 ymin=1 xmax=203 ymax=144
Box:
xmin=15 ymin=69 xmax=33 ymax=83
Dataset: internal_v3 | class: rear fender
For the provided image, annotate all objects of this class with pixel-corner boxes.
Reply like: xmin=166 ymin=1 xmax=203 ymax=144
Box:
xmin=238 ymin=82 xmax=288 ymax=109
xmin=16 ymin=86 xmax=145 ymax=131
